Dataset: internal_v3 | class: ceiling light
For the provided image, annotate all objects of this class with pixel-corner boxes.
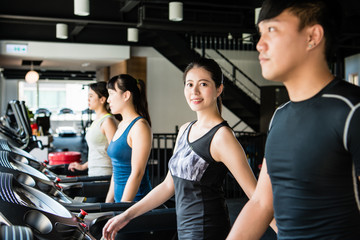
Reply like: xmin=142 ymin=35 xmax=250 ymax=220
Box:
xmin=74 ymin=0 xmax=90 ymax=16
xmin=169 ymin=2 xmax=183 ymax=22
xmin=25 ymin=70 xmax=39 ymax=84
xmin=127 ymin=28 xmax=138 ymax=42
xmin=25 ymin=62 xmax=39 ymax=84
xmin=56 ymin=23 xmax=68 ymax=39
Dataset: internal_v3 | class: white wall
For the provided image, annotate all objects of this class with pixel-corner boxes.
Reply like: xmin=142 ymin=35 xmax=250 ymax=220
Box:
xmin=200 ymin=49 xmax=279 ymax=86
xmin=132 ymin=47 xmax=194 ymax=133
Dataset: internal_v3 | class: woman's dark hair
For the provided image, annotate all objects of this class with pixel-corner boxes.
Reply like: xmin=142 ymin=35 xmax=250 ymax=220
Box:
xmin=183 ymin=57 xmax=224 ymax=114
xmin=89 ymin=82 xmax=110 ymax=112
xmin=257 ymin=0 xmax=342 ymax=63
xmin=107 ymin=74 xmax=151 ymax=126
xmin=90 ymin=81 xmax=122 ymax=121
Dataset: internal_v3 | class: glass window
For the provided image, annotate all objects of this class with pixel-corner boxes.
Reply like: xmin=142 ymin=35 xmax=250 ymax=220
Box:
xmin=18 ymin=80 xmax=95 ymax=134
xmin=19 ymin=80 xmax=93 ymax=114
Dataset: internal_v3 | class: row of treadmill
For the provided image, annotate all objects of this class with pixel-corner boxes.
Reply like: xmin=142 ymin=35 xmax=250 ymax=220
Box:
xmin=0 ymin=100 xmax=177 ymax=240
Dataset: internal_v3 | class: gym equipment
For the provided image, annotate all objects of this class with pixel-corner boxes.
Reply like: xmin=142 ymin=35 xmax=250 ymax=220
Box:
xmin=0 ymin=138 xmax=45 ymax=170
xmin=0 ymin=100 xmax=42 ymax=151
xmin=48 ymin=151 xmax=81 ymax=165
xmin=6 ymin=100 xmax=43 ymax=151
xmin=1 ymin=104 xmax=178 ymax=239
xmin=0 ymin=172 xmax=96 ymax=239
xmin=80 ymin=108 xmax=94 ymax=142
xmin=85 ymin=207 xmax=177 ymax=240
xmin=0 ymin=151 xmax=178 ymax=239
xmin=0 ymin=101 xmax=92 ymax=181
xmin=35 ymin=108 xmax=51 ymax=135
xmin=0 ymin=150 xmax=73 ymax=204
xmin=0 ymin=138 xmax=106 ymax=183
xmin=0 ymin=212 xmax=33 ymax=240
xmin=57 ymin=108 xmax=77 ymax=137
xmin=0 ymin=150 xmax=110 ymax=202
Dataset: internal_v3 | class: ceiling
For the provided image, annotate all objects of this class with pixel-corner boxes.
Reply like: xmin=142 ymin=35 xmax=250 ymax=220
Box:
xmin=1 ymin=0 xmax=360 ymax=80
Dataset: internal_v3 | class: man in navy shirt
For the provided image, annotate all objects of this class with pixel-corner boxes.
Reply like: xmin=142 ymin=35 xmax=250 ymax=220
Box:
xmin=227 ymin=0 xmax=360 ymax=239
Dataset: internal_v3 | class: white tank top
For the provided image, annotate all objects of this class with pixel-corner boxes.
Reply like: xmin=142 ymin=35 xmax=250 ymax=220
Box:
xmin=85 ymin=114 xmax=114 ymax=176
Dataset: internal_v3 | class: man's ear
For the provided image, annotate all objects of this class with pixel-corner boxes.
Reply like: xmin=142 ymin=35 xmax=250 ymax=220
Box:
xmin=307 ymin=24 xmax=324 ymax=49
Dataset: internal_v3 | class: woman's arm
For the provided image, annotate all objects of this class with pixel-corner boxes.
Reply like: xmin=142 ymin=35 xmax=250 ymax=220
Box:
xmin=102 ymin=171 xmax=175 ymax=240
xmin=68 ymin=161 xmax=88 ymax=171
xmin=211 ymin=127 xmax=257 ymax=198
xmin=105 ymin=175 xmax=115 ymax=203
xmin=101 ymin=117 xmax=118 ymax=144
xmin=120 ymin=119 xmax=152 ymax=202
xmin=211 ymin=128 xmax=277 ymax=235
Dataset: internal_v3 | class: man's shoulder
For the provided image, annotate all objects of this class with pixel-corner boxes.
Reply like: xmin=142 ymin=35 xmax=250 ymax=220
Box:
xmin=323 ymin=78 xmax=360 ymax=105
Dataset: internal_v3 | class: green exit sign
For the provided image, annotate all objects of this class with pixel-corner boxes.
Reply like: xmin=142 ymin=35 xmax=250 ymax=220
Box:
xmin=6 ymin=44 xmax=28 ymax=54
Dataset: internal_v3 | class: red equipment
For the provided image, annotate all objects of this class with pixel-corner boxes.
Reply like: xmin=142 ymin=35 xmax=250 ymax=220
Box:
xmin=48 ymin=151 xmax=81 ymax=165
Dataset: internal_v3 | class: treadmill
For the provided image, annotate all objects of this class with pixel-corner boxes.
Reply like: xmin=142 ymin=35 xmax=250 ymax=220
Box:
xmin=0 ymin=154 xmax=177 ymax=239
xmin=0 ymin=172 xmax=96 ymax=239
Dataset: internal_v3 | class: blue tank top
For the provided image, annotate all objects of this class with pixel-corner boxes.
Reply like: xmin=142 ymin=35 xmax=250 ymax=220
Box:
xmin=107 ymin=116 xmax=152 ymax=202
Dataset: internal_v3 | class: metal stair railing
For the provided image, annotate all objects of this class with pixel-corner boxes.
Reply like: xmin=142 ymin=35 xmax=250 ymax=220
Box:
xmin=209 ymin=49 xmax=261 ymax=104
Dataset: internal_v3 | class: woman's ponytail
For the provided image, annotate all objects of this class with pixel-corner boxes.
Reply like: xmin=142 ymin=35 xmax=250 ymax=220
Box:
xmin=135 ymin=79 xmax=151 ymax=126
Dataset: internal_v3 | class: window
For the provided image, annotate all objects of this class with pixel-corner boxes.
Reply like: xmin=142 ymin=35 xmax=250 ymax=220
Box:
xmin=19 ymin=80 xmax=92 ymax=115
xmin=19 ymin=80 xmax=95 ymax=134
xmin=348 ymin=73 xmax=359 ymax=86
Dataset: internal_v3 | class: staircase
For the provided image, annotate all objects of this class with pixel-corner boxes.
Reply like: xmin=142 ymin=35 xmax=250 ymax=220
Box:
xmin=145 ymin=31 xmax=260 ymax=132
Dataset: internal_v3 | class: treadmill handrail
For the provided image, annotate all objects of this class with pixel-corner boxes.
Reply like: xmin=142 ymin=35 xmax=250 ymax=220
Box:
xmin=9 ymin=100 xmax=30 ymax=149
xmin=58 ymin=175 xmax=112 ymax=183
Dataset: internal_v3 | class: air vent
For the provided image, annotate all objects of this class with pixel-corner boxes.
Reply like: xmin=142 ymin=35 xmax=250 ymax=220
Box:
xmin=21 ymin=60 xmax=43 ymax=66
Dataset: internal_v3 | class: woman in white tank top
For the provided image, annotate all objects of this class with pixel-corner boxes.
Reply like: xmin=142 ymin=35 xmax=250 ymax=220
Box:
xmin=68 ymin=82 xmax=117 ymax=176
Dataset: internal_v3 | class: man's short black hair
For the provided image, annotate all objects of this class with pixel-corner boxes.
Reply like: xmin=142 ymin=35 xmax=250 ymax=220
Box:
xmin=257 ymin=0 xmax=343 ymax=63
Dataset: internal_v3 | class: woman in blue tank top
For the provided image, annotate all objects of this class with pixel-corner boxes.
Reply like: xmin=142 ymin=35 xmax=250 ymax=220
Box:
xmin=105 ymin=74 xmax=152 ymax=203
xmin=103 ymin=58 xmax=262 ymax=240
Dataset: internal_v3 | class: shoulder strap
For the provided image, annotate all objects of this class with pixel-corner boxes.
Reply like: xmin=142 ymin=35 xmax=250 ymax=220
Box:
xmin=189 ymin=121 xmax=229 ymax=163
xmin=98 ymin=113 xmax=111 ymax=124
xmin=123 ymin=116 xmax=143 ymax=133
